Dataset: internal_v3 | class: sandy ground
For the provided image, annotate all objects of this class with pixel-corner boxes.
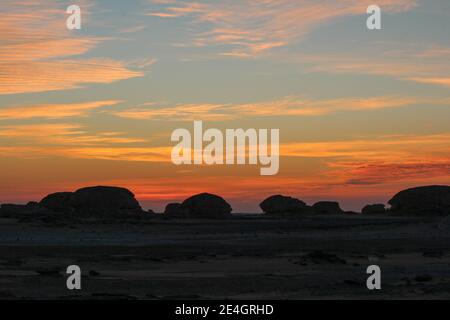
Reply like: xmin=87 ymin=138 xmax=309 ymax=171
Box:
xmin=0 ymin=215 xmax=449 ymax=299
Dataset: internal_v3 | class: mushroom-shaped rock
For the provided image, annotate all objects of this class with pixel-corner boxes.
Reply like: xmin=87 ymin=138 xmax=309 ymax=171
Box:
xmin=388 ymin=185 xmax=450 ymax=216
xmin=70 ymin=186 xmax=143 ymax=215
xmin=362 ymin=204 xmax=386 ymax=215
xmin=313 ymin=201 xmax=343 ymax=215
xmin=164 ymin=203 xmax=189 ymax=218
xmin=259 ymin=195 xmax=308 ymax=214
xmin=181 ymin=193 xmax=232 ymax=219
xmin=40 ymin=192 xmax=73 ymax=212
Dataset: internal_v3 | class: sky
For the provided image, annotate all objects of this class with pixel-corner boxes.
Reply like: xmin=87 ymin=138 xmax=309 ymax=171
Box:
xmin=0 ymin=0 xmax=449 ymax=212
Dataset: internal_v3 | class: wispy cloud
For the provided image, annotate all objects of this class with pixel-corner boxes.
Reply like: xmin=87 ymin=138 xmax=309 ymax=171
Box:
xmin=0 ymin=100 xmax=121 ymax=120
xmin=147 ymin=0 xmax=417 ymax=57
xmin=281 ymin=134 xmax=450 ymax=161
xmin=0 ymin=123 xmax=146 ymax=146
xmin=0 ymin=59 xmax=143 ymax=95
xmin=297 ymin=46 xmax=450 ymax=87
xmin=111 ymin=96 xmax=450 ymax=121
xmin=406 ymin=77 xmax=450 ymax=87
xmin=281 ymin=133 xmax=450 ymax=185
xmin=0 ymin=1 xmax=145 ymax=95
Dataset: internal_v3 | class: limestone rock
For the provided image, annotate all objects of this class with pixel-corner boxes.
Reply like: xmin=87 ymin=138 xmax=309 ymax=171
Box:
xmin=260 ymin=195 xmax=308 ymax=215
xmin=313 ymin=201 xmax=343 ymax=215
xmin=388 ymin=185 xmax=450 ymax=216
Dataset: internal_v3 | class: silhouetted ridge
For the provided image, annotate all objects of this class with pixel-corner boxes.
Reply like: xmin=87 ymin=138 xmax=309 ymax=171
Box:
xmin=2 ymin=184 xmax=450 ymax=222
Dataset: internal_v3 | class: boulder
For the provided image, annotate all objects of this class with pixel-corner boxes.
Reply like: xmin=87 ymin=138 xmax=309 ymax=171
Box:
xmin=39 ymin=192 xmax=73 ymax=212
xmin=362 ymin=204 xmax=386 ymax=215
xmin=388 ymin=185 xmax=450 ymax=216
xmin=260 ymin=195 xmax=308 ymax=215
xmin=164 ymin=203 xmax=189 ymax=218
xmin=38 ymin=186 xmax=144 ymax=218
xmin=181 ymin=193 xmax=232 ymax=219
xmin=71 ymin=186 xmax=141 ymax=210
xmin=313 ymin=201 xmax=343 ymax=215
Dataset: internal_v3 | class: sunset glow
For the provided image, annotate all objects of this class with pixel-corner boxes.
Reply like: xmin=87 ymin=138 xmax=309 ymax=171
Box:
xmin=1 ymin=0 xmax=449 ymax=212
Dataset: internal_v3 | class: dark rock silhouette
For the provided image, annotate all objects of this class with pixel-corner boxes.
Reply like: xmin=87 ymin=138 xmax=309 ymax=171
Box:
xmin=388 ymin=185 xmax=450 ymax=216
xmin=39 ymin=186 xmax=144 ymax=219
xmin=70 ymin=186 xmax=141 ymax=211
xmin=164 ymin=203 xmax=189 ymax=218
xmin=40 ymin=192 xmax=73 ymax=212
xmin=362 ymin=204 xmax=386 ymax=215
xmin=38 ymin=186 xmax=144 ymax=218
xmin=260 ymin=195 xmax=308 ymax=215
xmin=313 ymin=201 xmax=343 ymax=215
xmin=179 ymin=193 xmax=233 ymax=219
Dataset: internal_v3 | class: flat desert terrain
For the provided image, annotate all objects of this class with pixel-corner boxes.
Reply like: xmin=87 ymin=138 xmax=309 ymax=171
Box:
xmin=0 ymin=215 xmax=449 ymax=299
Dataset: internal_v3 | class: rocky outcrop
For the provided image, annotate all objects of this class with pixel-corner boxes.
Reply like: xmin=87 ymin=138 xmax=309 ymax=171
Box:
xmin=70 ymin=186 xmax=142 ymax=215
xmin=362 ymin=204 xmax=386 ymax=215
xmin=40 ymin=192 xmax=73 ymax=212
xmin=388 ymin=185 xmax=450 ymax=216
xmin=164 ymin=203 xmax=189 ymax=218
xmin=260 ymin=195 xmax=309 ymax=215
xmin=312 ymin=201 xmax=343 ymax=215
xmin=38 ymin=186 xmax=144 ymax=218
xmin=181 ymin=193 xmax=232 ymax=219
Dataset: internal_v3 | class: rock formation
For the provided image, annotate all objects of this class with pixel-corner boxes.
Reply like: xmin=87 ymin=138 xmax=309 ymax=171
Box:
xmin=37 ymin=186 xmax=144 ymax=219
xmin=259 ymin=195 xmax=309 ymax=215
xmin=40 ymin=192 xmax=73 ymax=212
xmin=388 ymin=185 xmax=450 ymax=216
xmin=361 ymin=204 xmax=386 ymax=215
xmin=180 ymin=193 xmax=233 ymax=219
xmin=312 ymin=201 xmax=343 ymax=215
xmin=164 ymin=203 xmax=189 ymax=218
xmin=69 ymin=186 xmax=142 ymax=216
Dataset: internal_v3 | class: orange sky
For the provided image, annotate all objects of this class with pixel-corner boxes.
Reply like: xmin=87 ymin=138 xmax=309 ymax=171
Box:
xmin=0 ymin=0 xmax=449 ymax=212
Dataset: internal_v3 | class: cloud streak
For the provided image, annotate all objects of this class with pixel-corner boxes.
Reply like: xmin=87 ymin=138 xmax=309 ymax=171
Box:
xmin=148 ymin=0 xmax=417 ymax=57
xmin=0 ymin=1 xmax=145 ymax=95
xmin=111 ymin=96 xmax=450 ymax=121
xmin=0 ymin=100 xmax=121 ymax=120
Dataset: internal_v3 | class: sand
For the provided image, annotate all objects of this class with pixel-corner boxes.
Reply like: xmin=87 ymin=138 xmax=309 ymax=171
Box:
xmin=0 ymin=214 xmax=449 ymax=299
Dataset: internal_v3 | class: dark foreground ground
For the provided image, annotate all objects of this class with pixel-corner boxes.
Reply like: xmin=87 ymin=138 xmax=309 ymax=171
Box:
xmin=0 ymin=214 xmax=449 ymax=299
